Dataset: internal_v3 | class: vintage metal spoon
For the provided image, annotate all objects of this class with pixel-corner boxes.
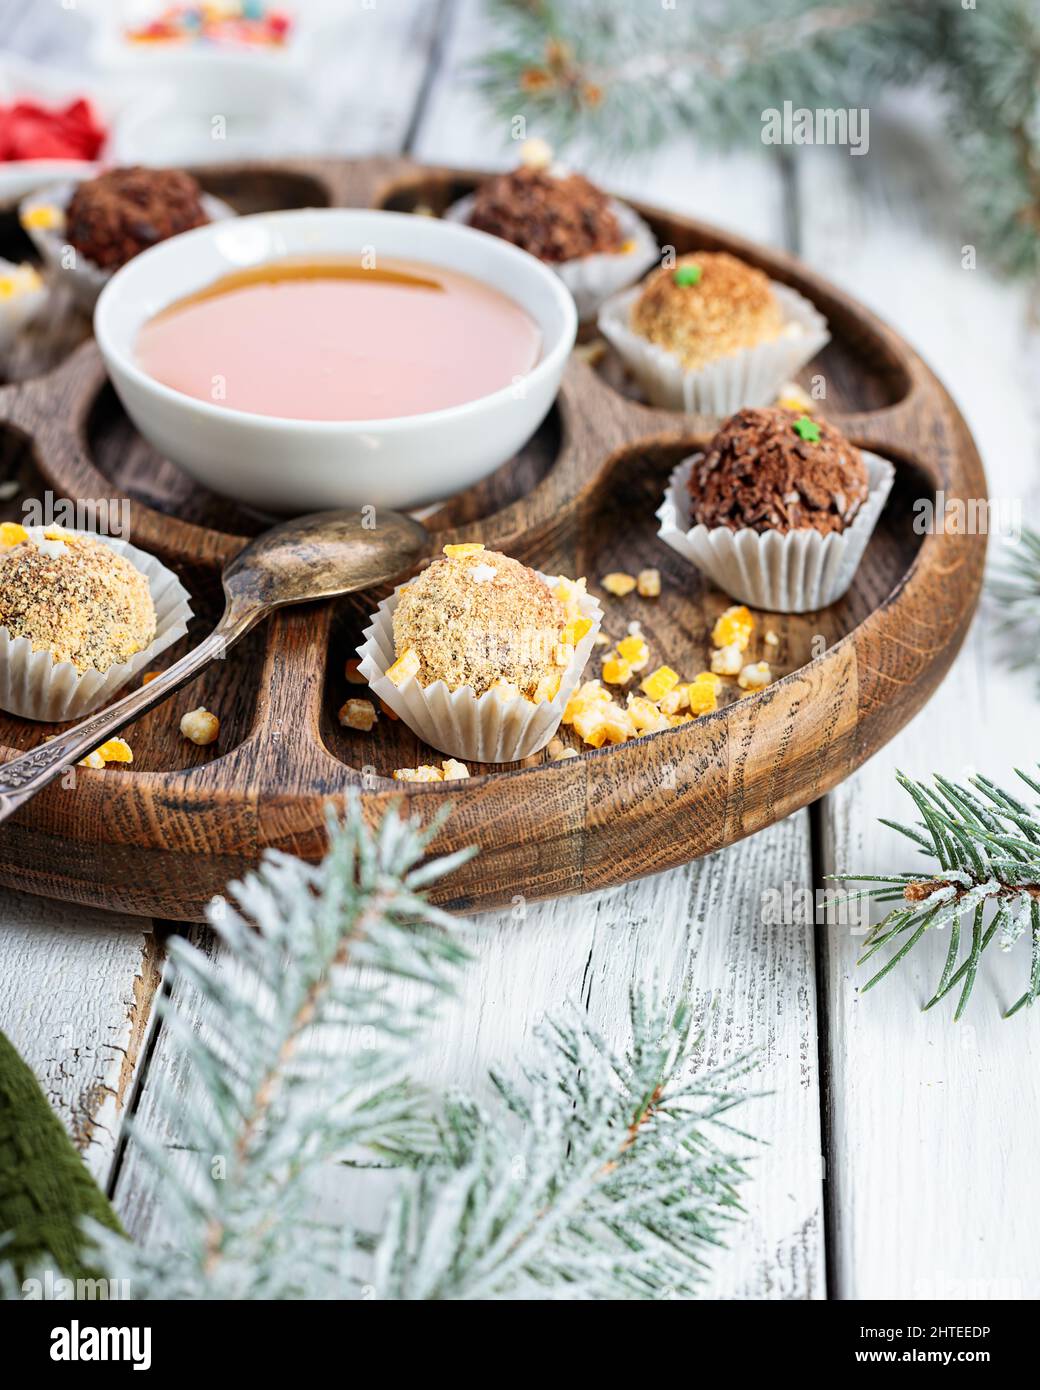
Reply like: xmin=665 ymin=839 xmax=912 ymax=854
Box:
xmin=0 ymin=508 xmax=428 ymax=825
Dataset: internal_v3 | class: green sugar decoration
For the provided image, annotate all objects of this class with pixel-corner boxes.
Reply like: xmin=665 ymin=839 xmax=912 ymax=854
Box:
xmin=793 ymin=415 xmax=821 ymax=442
xmin=673 ymin=263 xmax=702 ymax=286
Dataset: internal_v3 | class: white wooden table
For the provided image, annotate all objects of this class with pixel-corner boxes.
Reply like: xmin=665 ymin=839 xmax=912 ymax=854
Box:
xmin=2 ymin=0 xmax=1038 ymax=1300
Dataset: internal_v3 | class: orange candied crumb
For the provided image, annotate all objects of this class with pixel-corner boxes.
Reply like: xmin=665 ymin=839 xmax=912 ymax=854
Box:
xmin=639 ymin=665 xmax=680 ymax=701
xmin=442 ymin=542 xmax=485 ymax=557
xmin=626 ymin=695 xmax=670 ymax=734
xmin=338 ymin=698 xmax=377 ymax=732
xmin=600 ymin=572 xmax=637 ymax=597
xmin=616 ymin=634 xmax=649 ymax=670
xmin=686 ymin=672 xmax=721 ymax=715
xmin=561 ymin=615 xmax=593 ymax=645
xmin=532 ymin=671 xmax=562 ymax=703
xmin=95 ymin=737 xmax=133 ymax=764
xmin=344 ymin=658 xmax=366 ymax=685
xmin=601 ymin=655 xmax=632 ymax=685
xmin=393 ymin=764 xmax=444 ymax=782
xmin=711 ymin=605 xmax=755 ymax=652
xmin=386 ymin=647 xmax=420 ymax=687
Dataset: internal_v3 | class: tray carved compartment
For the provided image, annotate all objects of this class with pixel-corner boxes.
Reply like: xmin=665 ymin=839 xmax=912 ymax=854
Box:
xmin=0 ymin=157 xmax=986 ymax=920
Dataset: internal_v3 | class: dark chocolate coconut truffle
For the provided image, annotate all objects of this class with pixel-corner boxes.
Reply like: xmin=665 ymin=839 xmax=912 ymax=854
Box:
xmin=688 ymin=407 xmax=869 ymax=536
xmin=65 ymin=166 xmax=210 ymax=270
xmin=467 ymin=166 xmax=623 ymax=263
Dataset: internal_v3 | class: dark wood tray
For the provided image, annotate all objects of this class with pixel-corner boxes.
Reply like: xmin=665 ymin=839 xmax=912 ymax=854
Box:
xmin=0 ymin=157 xmax=986 ymax=920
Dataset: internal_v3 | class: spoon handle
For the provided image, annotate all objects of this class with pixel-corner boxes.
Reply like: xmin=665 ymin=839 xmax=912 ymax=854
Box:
xmin=0 ymin=605 xmax=259 ymax=825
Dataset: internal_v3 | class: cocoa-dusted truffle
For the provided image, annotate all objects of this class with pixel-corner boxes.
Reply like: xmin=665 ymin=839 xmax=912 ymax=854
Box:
xmin=630 ymin=252 xmax=783 ymax=370
xmin=688 ymin=407 xmax=869 ymax=536
xmin=0 ymin=526 xmax=156 ymax=671
xmin=392 ymin=544 xmax=566 ymax=697
xmin=65 ymin=166 xmax=209 ymax=270
xmin=467 ymin=166 xmax=623 ymax=263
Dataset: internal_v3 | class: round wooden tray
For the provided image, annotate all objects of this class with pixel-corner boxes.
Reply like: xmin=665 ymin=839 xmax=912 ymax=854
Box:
xmin=0 ymin=156 xmax=986 ymax=921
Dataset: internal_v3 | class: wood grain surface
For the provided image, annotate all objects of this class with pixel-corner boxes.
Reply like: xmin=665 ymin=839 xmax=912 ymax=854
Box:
xmin=0 ymin=154 xmax=987 ymax=921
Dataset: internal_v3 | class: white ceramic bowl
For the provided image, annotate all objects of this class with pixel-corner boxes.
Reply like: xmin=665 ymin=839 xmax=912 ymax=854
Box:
xmin=94 ymin=208 xmax=578 ymax=513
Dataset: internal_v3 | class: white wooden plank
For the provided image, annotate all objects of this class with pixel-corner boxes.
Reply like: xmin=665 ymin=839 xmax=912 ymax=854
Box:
xmin=800 ymin=94 xmax=1040 ymax=1300
xmin=0 ymin=888 xmax=162 ymax=1187
xmin=579 ymin=821 xmax=825 ymax=1299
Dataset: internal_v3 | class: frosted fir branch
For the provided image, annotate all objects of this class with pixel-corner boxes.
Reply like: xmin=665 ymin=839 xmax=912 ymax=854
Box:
xmin=80 ymin=801 xmax=759 ymax=1301
xmin=474 ymin=0 xmax=926 ymax=153
xmin=832 ymin=770 xmax=1040 ymax=1020
xmin=473 ymin=0 xmax=1040 ymax=279
xmin=369 ymin=988 xmax=758 ymax=1300
xmin=990 ymin=528 xmax=1040 ymax=690
xmin=90 ymin=799 xmax=477 ymax=1300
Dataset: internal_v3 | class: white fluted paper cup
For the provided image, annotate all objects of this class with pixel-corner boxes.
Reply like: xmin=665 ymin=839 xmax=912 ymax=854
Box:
xmin=656 ymin=451 xmax=895 ymax=613
xmin=0 ymin=528 xmax=193 ymax=722
xmin=445 ymin=192 xmax=658 ymax=321
xmin=598 ymin=280 xmax=830 ymax=414
xmin=356 ymin=573 xmax=602 ymax=762
xmin=19 ymin=181 xmax=234 ymax=313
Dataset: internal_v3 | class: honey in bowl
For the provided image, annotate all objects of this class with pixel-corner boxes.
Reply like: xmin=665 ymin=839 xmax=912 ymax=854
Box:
xmin=135 ymin=255 xmax=542 ymax=422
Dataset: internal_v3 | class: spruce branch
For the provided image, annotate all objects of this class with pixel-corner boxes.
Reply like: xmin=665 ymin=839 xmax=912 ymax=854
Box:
xmin=63 ymin=800 xmax=760 ymax=1301
xmin=990 ymin=527 xmax=1040 ymax=689
xmin=833 ymin=769 xmax=1040 ymax=1019
xmin=475 ymin=0 xmax=921 ymax=153
xmin=371 ymin=989 xmax=757 ymax=1300
xmin=89 ymin=799 xmax=477 ymax=1300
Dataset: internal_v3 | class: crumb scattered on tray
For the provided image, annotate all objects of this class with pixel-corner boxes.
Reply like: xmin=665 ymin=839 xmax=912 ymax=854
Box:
xmin=180 ymin=706 xmax=219 ymax=745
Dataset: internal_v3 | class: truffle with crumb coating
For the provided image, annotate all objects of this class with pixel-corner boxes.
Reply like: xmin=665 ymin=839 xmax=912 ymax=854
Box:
xmin=630 ymin=251 xmax=783 ymax=370
xmin=0 ymin=529 xmax=156 ymax=671
xmin=392 ymin=546 xmax=565 ymax=697
xmin=65 ymin=166 xmax=209 ymax=270
xmin=688 ymin=407 xmax=869 ymax=536
xmin=467 ymin=166 xmax=624 ymax=263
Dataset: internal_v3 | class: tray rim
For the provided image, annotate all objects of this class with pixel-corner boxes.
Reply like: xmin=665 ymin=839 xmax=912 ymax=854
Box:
xmin=0 ymin=154 xmax=988 ymax=920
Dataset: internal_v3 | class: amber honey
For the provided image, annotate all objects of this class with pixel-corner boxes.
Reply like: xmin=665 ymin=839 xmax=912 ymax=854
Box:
xmin=136 ymin=255 xmax=542 ymax=421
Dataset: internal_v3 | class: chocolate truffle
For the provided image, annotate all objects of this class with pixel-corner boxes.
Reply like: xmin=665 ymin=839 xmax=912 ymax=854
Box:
xmin=467 ymin=166 xmax=624 ymax=263
xmin=65 ymin=166 xmax=210 ymax=270
xmin=0 ymin=528 xmax=156 ymax=671
xmin=392 ymin=545 xmax=565 ymax=697
xmin=688 ymin=407 xmax=869 ymax=535
xmin=630 ymin=252 xmax=783 ymax=370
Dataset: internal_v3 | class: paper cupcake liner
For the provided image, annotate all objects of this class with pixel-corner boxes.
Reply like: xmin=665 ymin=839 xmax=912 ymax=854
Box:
xmin=356 ymin=573 xmax=602 ymax=763
xmin=656 ymin=451 xmax=895 ymax=613
xmin=445 ymin=192 xmax=658 ymax=321
xmin=0 ymin=528 xmax=193 ymax=722
xmin=19 ymin=182 xmax=235 ymax=313
xmin=598 ymin=280 xmax=830 ymax=414
xmin=0 ymin=262 xmax=47 ymax=351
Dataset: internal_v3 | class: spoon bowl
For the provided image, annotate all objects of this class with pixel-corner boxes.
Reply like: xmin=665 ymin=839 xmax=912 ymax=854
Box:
xmin=223 ymin=508 xmax=430 ymax=614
